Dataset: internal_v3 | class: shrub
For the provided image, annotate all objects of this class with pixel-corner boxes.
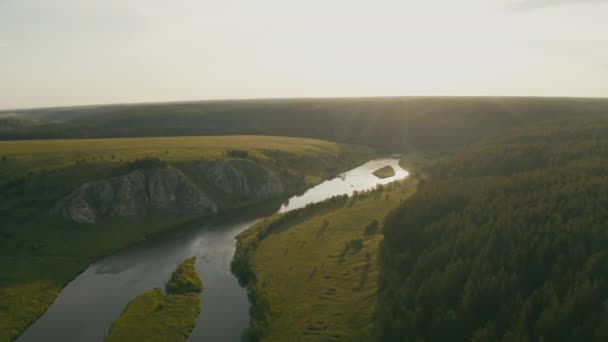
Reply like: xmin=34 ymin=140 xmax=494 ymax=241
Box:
xmin=127 ymin=157 xmax=168 ymax=171
xmin=363 ymin=220 xmax=380 ymax=236
xmin=340 ymin=238 xmax=364 ymax=261
xmin=226 ymin=149 xmax=249 ymax=158
xmin=166 ymin=257 xmax=203 ymax=294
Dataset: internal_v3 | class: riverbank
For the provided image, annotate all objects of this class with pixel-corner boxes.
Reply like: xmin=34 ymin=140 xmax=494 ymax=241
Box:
xmin=0 ymin=136 xmax=372 ymax=341
xmin=105 ymin=257 xmax=203 ymax=342
xmin=14 ymin=158 xmax=406 ymax=341
xmin=232 ymin=177 xmax=418 ymax=341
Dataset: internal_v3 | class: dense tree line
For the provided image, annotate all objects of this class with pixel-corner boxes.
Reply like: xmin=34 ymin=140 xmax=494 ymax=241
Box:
xmin=4 ymin=97 xmax=608 ymax=151
xmin=377 ymin=116 xmax=608 ymax=341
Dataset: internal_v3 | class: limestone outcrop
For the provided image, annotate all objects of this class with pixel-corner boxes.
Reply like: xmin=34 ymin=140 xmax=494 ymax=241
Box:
xmin=51 ymin=159 xmax=292 ymax=224
xmin=51 ymin=168 xmax=217 ymax=223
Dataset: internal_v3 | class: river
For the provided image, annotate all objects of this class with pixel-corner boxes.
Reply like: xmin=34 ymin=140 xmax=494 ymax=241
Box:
xmin=18 ymin=158 xmax=408 ymax=342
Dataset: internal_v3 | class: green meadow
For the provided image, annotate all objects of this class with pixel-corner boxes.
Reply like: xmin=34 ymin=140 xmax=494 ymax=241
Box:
xmin=233 ymin=177 xmax=418 ymax=341
xmin=0 ymin=135 xmax=371 ymax=341
xmin=105 ymin=257 xmax=203 ymax=342
xmin=0 ymin=135 xmax=358 ymax=174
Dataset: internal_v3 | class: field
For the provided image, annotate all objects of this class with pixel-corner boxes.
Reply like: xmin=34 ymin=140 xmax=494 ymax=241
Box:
xmin=0 ymin=135 xmax=371 ymax=341
xmin=105 ymin=290 xmax=200 ymax=342
xmin=0 ymin=135 xmax=352 ymax=174
xmin=105 ymin=257 xmax=203 ymax=342
xmin=234 ymin=178 xmax=418 ymax=341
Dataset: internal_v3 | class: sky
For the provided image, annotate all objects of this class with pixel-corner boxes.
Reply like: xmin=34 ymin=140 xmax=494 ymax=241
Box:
xmin=1 ymin=0 xmax=607 ymax=109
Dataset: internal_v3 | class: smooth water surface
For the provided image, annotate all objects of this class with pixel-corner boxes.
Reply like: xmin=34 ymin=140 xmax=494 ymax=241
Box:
xmin=18 ymin=158 xmax=408 ymax=342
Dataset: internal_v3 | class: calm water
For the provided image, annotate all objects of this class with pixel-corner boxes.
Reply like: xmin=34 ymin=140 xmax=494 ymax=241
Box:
xmin=18 ymin=158 xmax=408 ymax=342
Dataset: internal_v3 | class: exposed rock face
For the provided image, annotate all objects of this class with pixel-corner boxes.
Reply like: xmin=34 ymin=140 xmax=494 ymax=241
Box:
xmin=52 ymin=168 xmax=217 ymax=224
xmin=195 ymin=159 xmax=287 ymax=200
xmin=148 ymin=168 xmax=215 ymax=213
xmin=52 ymin=159 xmax=292 ymax=224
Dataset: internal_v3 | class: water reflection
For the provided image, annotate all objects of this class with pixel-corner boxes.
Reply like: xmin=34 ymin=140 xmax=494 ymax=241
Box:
xmin=18 ymin=158 xmax=408 ymax=342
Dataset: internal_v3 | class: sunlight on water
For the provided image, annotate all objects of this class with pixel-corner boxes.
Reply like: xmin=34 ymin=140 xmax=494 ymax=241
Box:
xmin=18 ymin=158 xmax=407 ymax=342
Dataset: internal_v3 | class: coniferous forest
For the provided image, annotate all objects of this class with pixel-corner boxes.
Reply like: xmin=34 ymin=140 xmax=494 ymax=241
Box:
xmin=377 ymin=115 xmax=608 ymax=341
xmin=3 ymin=0 xmax=608 ymax=339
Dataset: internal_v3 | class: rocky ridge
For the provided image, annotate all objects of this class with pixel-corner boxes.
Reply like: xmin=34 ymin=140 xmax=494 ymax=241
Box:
xmin=51 ymin=159 xmax=290 ymax=224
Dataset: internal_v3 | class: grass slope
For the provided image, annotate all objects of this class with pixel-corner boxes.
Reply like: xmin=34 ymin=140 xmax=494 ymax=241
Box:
xmin=0 ymin=136 xmax=371 ymax=341
xmin=233 ymin=178 xmax=418 ymax=341
xmin=372 ymin=165 xmax=395 ymax=179
xmin=166 ymin=257 xmax=204 ymax=294
xmin=105 ymin=257 xmax=203 ymax=342
xmin=0 ymin=135 xmax=358 ymax=175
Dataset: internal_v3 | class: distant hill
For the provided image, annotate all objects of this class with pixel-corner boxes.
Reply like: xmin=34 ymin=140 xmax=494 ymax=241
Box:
xmin=3 ymin=97 xmax=608 ymax=151
xmin=0 ymin=117 xmax=37 ymax=131
xmin=0 ymin=104 xmax=134 ymax=122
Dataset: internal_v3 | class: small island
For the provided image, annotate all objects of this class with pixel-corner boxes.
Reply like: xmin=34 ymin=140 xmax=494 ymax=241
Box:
xmin=373 ymin=165 xmax=396 ymax=179
xmin=105 ymin=257 xmax=203 ymax=342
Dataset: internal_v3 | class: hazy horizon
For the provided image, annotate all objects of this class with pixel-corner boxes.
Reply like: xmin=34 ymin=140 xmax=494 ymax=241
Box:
xmin=2 ymin=0 xmax=608 ymax=110
xmin=4 ymin=94 xmax=608 ymax=113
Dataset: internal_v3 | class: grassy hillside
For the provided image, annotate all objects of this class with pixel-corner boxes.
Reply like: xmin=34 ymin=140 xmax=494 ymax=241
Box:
xmin=105 ymin=257 xmax=203 ymax=342
xmin=233 ymin=178 xmax=418 ymax=341
xmin=0 ymin=135 xmax=357 ymax=177
xmin=0 ymin=136 xmax=371 ymax=341
xmin=377 ymin=115 xmax=608 ymax=341
xmin=4 ymin=97 xmax=608 ymax=151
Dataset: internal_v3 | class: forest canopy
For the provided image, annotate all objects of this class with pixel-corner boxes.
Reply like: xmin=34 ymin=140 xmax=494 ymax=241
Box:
xmin=4 ymin=97 xmax=608 ymax=152
xmin=377 ymin=115 xmax=608 ymax=341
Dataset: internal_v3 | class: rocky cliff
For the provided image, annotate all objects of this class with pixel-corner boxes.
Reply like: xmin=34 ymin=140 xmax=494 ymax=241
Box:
xmin=51 ymin=159 xmax=291 ymax=224
xmin=194 ymin=159 xmax=288 ymax=200
xmin=51 ymin=167 xmax=217 ymax=224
